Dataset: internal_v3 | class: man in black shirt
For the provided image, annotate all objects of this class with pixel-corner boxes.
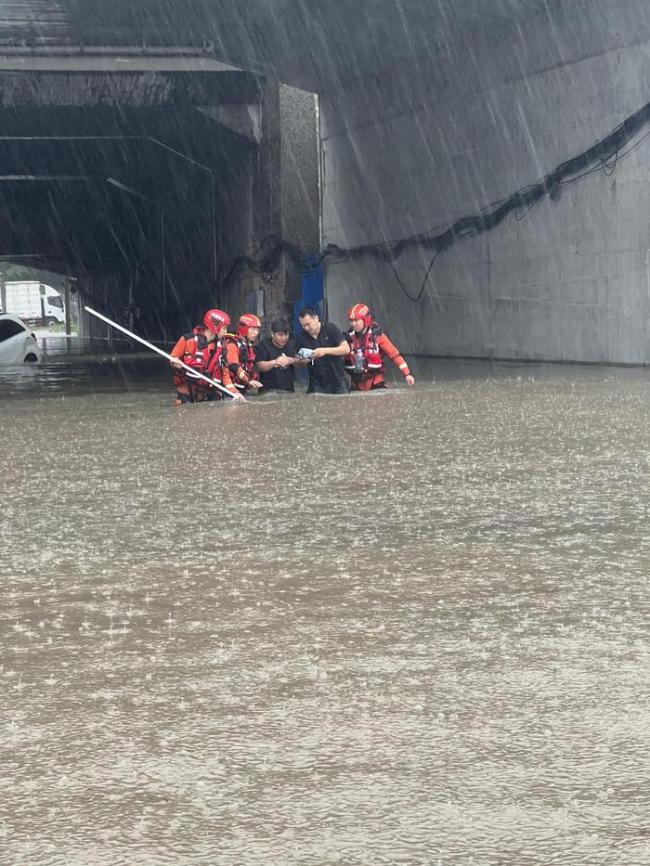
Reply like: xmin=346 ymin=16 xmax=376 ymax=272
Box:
xmin=255 ymin=318 xmax=297 ymax=392
xmin=295 ymin=306 xmax=350 ymax=394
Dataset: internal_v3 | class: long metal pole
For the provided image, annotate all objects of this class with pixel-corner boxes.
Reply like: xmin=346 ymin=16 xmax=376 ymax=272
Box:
xmin=84 ymin=305 xmax=238 ymax=400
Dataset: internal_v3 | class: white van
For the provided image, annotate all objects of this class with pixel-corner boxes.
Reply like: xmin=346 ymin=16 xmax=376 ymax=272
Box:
xmin=1 ymin=281 xmax=65 ymax=326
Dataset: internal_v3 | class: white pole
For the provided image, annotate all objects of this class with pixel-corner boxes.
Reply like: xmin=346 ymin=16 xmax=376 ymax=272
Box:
xmin=84 ymin=305 xmax=239 ymax=400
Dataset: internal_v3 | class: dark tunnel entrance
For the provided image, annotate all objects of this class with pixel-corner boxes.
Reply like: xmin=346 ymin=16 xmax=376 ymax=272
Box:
xmin=0 ymin=61 xmax=320 ymax=344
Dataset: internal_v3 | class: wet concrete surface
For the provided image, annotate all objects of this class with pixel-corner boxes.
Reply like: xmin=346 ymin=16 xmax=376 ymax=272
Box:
xmin=2 ymin=352 xmax=650 ymax=865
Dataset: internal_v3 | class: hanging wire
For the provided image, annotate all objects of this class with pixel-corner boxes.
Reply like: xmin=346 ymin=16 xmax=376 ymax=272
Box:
xmin=220 ymin=98 xmax=650 ymax=302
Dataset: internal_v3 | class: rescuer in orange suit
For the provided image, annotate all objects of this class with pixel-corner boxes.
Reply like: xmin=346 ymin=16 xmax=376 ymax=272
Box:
xmin=170 ymin=308 xmax=239 ymax=404
xmin=222 ymin=313 xmax=264 ymax=395
xmin=344 ymin=303 xmax=416 ymax=391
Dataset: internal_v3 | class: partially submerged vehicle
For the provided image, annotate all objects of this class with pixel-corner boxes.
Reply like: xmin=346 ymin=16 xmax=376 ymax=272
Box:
xmin=0 ymin=313 xmax=42 ymax=364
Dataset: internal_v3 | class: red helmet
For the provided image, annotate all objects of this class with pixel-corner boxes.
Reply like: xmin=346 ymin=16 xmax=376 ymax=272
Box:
xmin=203 ymin=309 xmax=230 ymax=334
xmin=348 ymin=303 xmax=372 ymax=328
xmin=237 ymin=313 xmax=262 ymax=338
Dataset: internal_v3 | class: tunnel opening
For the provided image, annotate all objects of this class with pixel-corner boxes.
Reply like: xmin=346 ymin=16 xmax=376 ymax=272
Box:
xmin=0 ymin=63 xmax=320 ymax=349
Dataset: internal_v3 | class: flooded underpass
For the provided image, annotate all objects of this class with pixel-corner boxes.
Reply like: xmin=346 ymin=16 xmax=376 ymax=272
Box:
xmin=2 ymin=357 xmax=650 ymax=866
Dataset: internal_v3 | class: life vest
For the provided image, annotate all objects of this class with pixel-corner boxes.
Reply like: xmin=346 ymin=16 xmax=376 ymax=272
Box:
xmin=345 ymin=324 xmax=383 ymax=377
xmin=174 ymin=328 xmax=216 ymax=386
xmin=221 ymin=332 xmax=257 ymax=390
xmin=205 ymin=340 xmax=226 ymax=382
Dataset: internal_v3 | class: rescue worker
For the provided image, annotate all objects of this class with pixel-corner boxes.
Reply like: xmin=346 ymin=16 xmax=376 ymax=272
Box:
xmin=170 ymin=308 xmax=233 ymax=405
xmin=222 ymin=313 xmax=264 ymax=395
xmin=344 ymin=303 xmax=415 ymax=391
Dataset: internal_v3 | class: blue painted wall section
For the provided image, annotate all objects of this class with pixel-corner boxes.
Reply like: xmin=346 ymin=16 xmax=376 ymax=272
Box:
xmin=293 ymin=258 xmax=324 ymax=335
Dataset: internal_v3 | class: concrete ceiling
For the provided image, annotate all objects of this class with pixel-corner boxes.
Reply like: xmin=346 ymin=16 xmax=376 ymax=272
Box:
xmin=0 ymin=0 xmax=558 ymax=91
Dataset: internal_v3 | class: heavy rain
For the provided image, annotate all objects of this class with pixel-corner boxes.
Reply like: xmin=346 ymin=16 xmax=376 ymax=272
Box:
xmin=2 ymin=2 xmax=650 ymax=866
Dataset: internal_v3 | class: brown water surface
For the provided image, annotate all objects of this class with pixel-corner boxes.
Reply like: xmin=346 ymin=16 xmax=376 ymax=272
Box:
xmin=2 ymin=357 xmax=649 ymax=865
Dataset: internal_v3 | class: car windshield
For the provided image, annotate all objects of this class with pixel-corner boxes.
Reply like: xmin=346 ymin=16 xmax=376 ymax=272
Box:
xmin=0 ymin=319 xmax=26 ymax=342
xmin=47 ymin=295 xmax=63 ymax=309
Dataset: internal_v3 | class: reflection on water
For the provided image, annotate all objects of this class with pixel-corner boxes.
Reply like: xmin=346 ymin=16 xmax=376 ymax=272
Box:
xmin=2 ymin=355 xmax=650 ymax=865
xmin=0 ymin=338 xmax=167 ymax=399
xmin=37 ymin=334 xmax=166 ymax=357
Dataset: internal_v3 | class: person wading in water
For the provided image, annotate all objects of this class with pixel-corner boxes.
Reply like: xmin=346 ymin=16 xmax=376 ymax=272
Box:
xmin=254 ymin=317 xmax=297 ymax=392
xmin=294 ymin=306 xmax=350 ymax=395
xmin=221 ymin=313 xmax=264 ymax=396
xmin=170 ymin=309 xmax=236 ymax=404
xmin=344 ymin=302 xmax=415 ymax=391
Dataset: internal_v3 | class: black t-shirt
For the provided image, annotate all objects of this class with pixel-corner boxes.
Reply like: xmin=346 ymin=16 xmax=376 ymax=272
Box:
xmin=294 ymin=321 xmax=350 ymax=394
xmin=255 ymin=336 xmax=296 ymax=391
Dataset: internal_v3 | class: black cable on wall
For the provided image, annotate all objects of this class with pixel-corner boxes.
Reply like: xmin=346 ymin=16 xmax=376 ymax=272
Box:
xmin=220 ymin=98 xmax=650 ymax=301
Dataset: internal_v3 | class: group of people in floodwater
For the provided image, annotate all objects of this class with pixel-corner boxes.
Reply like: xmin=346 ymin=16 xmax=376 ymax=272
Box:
xmin=169 ymin=303 xmax=416 ymax=403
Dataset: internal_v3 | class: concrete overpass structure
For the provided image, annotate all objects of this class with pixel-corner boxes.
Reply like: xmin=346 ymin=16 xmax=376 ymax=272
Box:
xmin=0 ymin=0 xmax=648 ymax=362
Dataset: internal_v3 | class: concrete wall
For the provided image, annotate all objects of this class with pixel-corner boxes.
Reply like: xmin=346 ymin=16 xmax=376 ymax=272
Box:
xmin=321 ymin=0 xmax=650 ymax=363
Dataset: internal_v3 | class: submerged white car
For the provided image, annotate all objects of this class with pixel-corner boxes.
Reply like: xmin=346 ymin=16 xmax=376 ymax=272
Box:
xmin=0 ymin=313 xmax=42 ymax=364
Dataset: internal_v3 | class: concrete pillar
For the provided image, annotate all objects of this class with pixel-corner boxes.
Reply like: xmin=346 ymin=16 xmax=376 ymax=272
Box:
xmin=250 ymin=82 xmax=320 ymax=328
xmin=254 ymin=80 xmax=285 ymax=325
xmin=217 ymin=79 xmax=319 ymax=330
xmin=63 ymin=278 xmax=71 ymax=351
xmin=279 ymin=85 xmax=320 ymax=324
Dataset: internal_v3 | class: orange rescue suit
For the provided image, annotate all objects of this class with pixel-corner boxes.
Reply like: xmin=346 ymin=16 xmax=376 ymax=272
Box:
xmin=170 ymin=329 xmax=236 ymax=401
xmin=221 ymin=333 xmax=259 ymax=393
xmin=345 ymin=324 xmax=411 ymax=391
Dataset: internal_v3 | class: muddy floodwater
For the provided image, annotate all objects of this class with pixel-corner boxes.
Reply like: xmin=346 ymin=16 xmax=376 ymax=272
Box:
xmin=2 ymin=352 xmax=650 ymax=866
